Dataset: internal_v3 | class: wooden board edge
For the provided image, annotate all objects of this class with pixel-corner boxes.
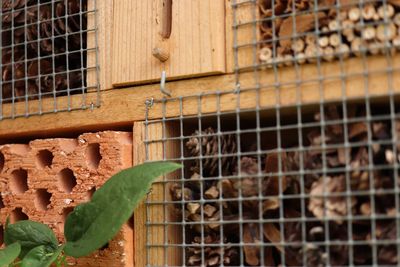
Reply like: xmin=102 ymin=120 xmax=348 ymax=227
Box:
xmin=133 ymin=121 xmax=182 ymax=266
xmin=0 ymin=54 xmax=399 ymax=139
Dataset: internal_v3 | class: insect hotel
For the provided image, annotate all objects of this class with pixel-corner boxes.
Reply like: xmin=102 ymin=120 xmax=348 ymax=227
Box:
xmin=1 ymin=0 xmax=400 ymax=266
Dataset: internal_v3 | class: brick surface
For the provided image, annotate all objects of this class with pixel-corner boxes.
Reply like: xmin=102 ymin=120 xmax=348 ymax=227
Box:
xmin=0 ymin=131 xmax=133 ymax=266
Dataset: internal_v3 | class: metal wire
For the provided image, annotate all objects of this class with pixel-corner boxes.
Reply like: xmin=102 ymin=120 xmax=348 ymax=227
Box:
xmin=0 ymin=0 xmax=99 ymax=120
xmin=143 ymin=0 xmax=400 ymax=266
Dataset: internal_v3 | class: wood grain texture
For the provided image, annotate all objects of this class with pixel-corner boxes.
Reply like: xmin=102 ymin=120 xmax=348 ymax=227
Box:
xmin=0 ymin=55 xmax=399 ymax=138
xmin=225 ymin=0 xmax=235 ymax=73
xmin=87 ymin=0 xmax=114 ymax=91
xmin=235 ymin=0 xmax=260 ymax=70
xmin=133 ymin=121 xmax=181 ymax=266
xmin=112 ymin=0 xmax=226 ymax=86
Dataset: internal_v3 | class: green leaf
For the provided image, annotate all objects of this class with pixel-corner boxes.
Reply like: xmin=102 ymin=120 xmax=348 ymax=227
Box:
xmin=64 ymin=162 xmax=181 ymax=257
xmin=0 ymin=242 xmax=20 ymax=267
xmin=4 ymin=221 xmax=58 ymax=258
xmin=21 ymin=245 xmax=64 ymax=267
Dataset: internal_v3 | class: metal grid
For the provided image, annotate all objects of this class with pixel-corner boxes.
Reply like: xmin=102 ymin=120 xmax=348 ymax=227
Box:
xmin=144 ymin=95 xmax=400 ymax=267
xmin=142 ymin=0 xmax=400 ymax=266
xmin=250 ymin=0 xmax=400 ymax=69
xmin=0 ymin=0 xmax=99 ymax=120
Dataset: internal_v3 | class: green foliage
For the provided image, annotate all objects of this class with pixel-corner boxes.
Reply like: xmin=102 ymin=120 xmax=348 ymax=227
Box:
xmin=64 ymin=162 xmax=181 ymax=257
xmin=0 ymin=162 xmax=180 ymax=267
xmin=0 ymin=242 xmax=20 ymax=267
xmin=4 ymin=221 xmax=58 ymax=258
xmin=21 ymin=245 xmax=64 ymax=267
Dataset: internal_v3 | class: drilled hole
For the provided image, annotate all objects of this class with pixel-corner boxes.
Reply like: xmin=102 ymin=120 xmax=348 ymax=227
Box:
xmin=10 ymin=169 xmax=28 ymax=194
xmin=57 ymin=168 xmax=77 ymax=193
xmin=0 ymin=152 xmax=4 ymax=173
xmin=34 ymin=189 xmax=52 ymax=211
xmin=0 ymin=195 xmax=4 ymax=209
xmin=36 ymin=149 xmax=54 ymax=169
xmin=0 ymin=225 xmax=3 ymax=246
xmin=85 ymin=187 xmax=96 ymax=201
xmin=10 ymin=208 xmax=28 ymax=223
xmin=86 ymin=143 xmax=102 ymax=170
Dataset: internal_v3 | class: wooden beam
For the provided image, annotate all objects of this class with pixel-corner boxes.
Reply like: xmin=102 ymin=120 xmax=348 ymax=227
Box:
xmin=133 ymin=121 xmax=181 ymax=266
xmin=0 ymin=55 xmax=399 ymax=139
xmin=87 ymin=0 xmax=114 ymax=91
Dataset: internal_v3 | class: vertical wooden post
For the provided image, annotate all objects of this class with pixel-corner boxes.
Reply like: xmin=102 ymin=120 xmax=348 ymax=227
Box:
xmin=87 ymin=0 xmax=114 ymax=92
xmin=133 ymin=121 xmax=182 ymax=266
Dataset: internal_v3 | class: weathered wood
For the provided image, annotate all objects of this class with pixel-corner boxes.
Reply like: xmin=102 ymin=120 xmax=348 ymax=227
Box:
xmin=133 ymin=121 xmax=181 ymax=267
xmin=112 ymin=0 xmax=226 ymax=86
xmin=87 ymin=0 xmax=114 ymax=91
xmin=0 ymin=55 xmax=399 ymax=139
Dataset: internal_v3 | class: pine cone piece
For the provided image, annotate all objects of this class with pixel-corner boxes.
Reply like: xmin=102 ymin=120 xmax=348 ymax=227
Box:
xmin=186 ymin=127 xmax=237 ymax=177
xmin=174 ymin=112 xmax=400 ymax=266
xmin=1 ymin=0 xmax=87 ymax=102
xmin=308 ymin=175 xmax=357 ymax=224
xmin=187 ymin=234 xmax=239 ymax=266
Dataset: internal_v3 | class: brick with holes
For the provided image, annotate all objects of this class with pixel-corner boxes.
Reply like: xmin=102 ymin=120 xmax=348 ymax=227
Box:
xmin=0 ymin=131 xmax=133 ymax=266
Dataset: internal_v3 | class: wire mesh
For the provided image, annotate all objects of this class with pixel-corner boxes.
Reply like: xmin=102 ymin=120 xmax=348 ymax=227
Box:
xmin=0 ymin=0 xmax=99 ymax=120
xmin=143 ymin=0 xmax=400 ymax=266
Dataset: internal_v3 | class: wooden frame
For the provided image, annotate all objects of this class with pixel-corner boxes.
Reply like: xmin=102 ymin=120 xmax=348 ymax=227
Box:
xmin=1 ymin=1 xmax=399 ymax=265
xmin=133 ymin=121 xmax=181 ymax=266
xmin=87 ymin=0 xmax=114 ymax=91
xmin=0 ymin=0 xmax=399 ymax=138
xmin=1 ymin=54 xmax=399 ymax=139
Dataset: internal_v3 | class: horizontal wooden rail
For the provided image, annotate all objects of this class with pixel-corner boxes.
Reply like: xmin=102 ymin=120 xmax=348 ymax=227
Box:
xmin=0 ymin=54 xmax=399 ymax=139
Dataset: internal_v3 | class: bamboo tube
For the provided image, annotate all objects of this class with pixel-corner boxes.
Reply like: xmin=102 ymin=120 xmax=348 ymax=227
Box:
xmin=368 ymin=41 xmax=384 ymax=55
xmin=305 ymin=44 xmax=317 ymax=62
xmin=321 ymin=26 xmax=330 ymax=34
xmin=329 ymin=20 xmax=339 ymax=31
xmin=305 ymin=34 xmax=317 ymax=45
xmin=275 ymin=55 xmax=285 ymax=67
xmin=348 ymin=7 xmax=361 ymax=22
xmin=351 ymin=38 xmax=364 ymax=56
xmin=336 ymin=43 xmax=350 ymax=59
xmin=259 ymin=47 xmax=273 ymax=62
xmin=296 ymin=52 xmax=306 ymax=64
xmin=393 ymin=36 xmax=400 ymax=49
xmin=393 ymin=13 xmax=400 ymax=27
xmin=342 ymin=20 xmax=355 ymax=41
xmin=362 ymin=26 xmax=376 ymax=40
xmin=283 ymin=54 xmax=294 ymax=66
xmin=377 ymin=4 xmax=395 ymax=19
xmin=376 ymin=23 xmax=396 ymax=41
xmin=329 ymin=33 xmax=341 ymax=47
xmin=362 ymin=4 xmax=376 ymax=20
xmin=323 ymin=46 xmax=335 ymax=61
xmin=318 ymin=36 xmax=329 ymax=47
xmin=338 ymin=11 xmax=347 ymax=21
xmin=291 ymin=38 xmax=305 ymax=53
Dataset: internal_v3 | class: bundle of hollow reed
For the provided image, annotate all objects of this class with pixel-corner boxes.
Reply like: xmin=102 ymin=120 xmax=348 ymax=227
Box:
xmin=259 ymin=0 xmax=400 ymax=67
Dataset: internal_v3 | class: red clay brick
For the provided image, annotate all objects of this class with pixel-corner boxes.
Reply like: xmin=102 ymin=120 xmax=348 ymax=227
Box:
xmin=0 ymin=131 xmax=133 ymax=266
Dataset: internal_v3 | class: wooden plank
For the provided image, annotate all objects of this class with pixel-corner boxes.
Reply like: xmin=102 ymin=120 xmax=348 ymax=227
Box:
xmin=225 ymin=0 xmax=235 ymax=73
xmin=87 ymin=0 xmax=114 ymax=91
xmin=0 ymin=55 xmax=399 ymax=138
xmin=133 ymin=121 xmax=181 ymax=266
xmin=235 ymin=0 xmax=260 ymax=70
xmin=112 ymin=0 xmax=226 ymax=86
